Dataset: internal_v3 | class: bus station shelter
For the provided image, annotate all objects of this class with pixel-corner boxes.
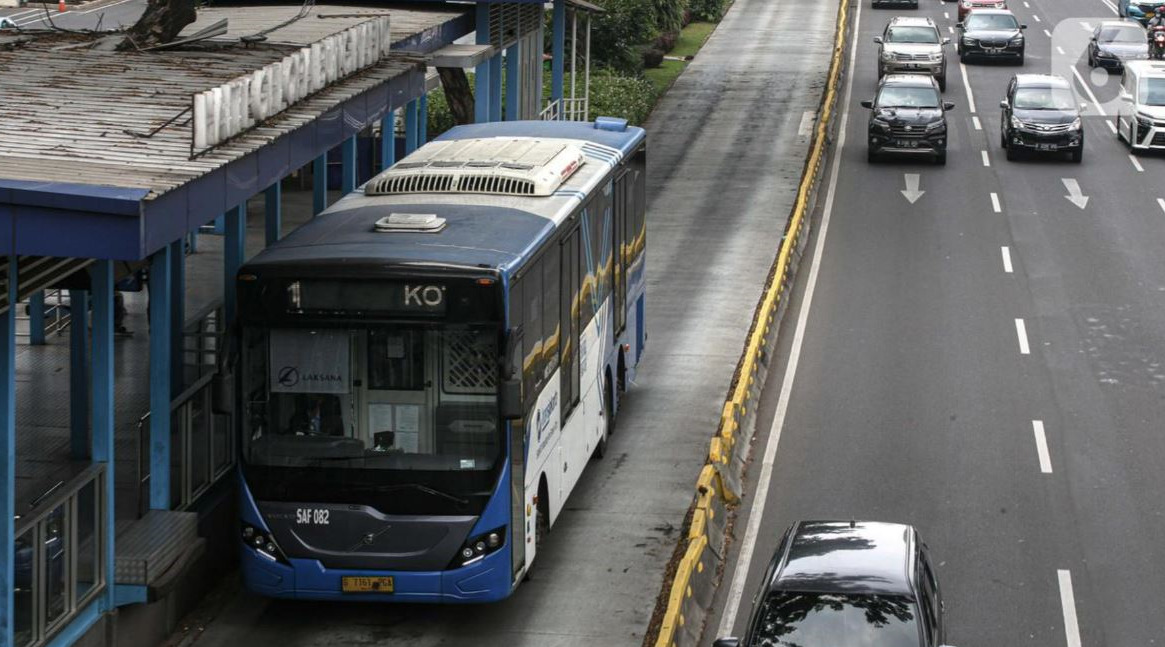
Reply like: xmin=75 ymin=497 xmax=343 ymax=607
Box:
xmin=0 ymin=0 xmax=583 ymax=644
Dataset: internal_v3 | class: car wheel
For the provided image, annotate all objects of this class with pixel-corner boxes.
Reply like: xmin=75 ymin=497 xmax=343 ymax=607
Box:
xmin=1006 ymin=146 xmax=1019 ymax=161
xmin=1000 ymin=128 xmax=1008 ymax=149
xmin=1017 ymin=51 xmax=1025 ymax=66
xmin=1087 ymin=52 xmax=1095 ymax=67
xmin=868 ymin=148 xmax=879 ymax=163
xmin=1070 ymin=148 xmax=1083 ymax=163
xmin=934 ymin=150 xmax=946 ymax=165
xmin=938 ymin=75 xmax=947 ymax=92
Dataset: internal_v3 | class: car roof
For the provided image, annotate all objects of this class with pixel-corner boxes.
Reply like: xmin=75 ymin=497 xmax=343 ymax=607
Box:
xmin=1125 ymin=60 xmax=1165 ymax=75
xmin=768 ymin=521 xmax=917 ymax=596
xmin=1099 ymin=19 xmax=1144 ymax=28
xmin=1014 ymin=73 xmax=1071 ymax=88
xmin=888 ymin=16 xmax=937 ymax=27
xmin=965 ymin=8 xmax=1017 ymax=16
xmin=880 ymin=74 xmax=939 ymax=88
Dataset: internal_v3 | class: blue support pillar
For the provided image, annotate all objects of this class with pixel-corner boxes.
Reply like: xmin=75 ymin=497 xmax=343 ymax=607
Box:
xmin=474 ymin=4 xmax=491 ymax=123
xmin=69 ymin=290 xmax=90 ymax=461
xmin=90 ymin=260 xmax=115 ymax=611
xmin=405 ymin=100 xmax=419 ymax=155
xmin=29 ymin=291 xmax=45 ymax=345
xmin=1 ymin=257 xmax=17 ymax=647
xmin=148 ymin=247 xmax=172 ymax=511
xmin=379 ymin=110 xmax=396 ymax=171
xmin=265 ymin=182 xmax=281 ymax=246
xmin=312 ymin=153 xmax=328 ymax=216
xmin=505 ymin=43 xmax=521 ymax=121
xmin=552 ymin=0 xmax=566 ymax=105
xmin=341 ymin=136 xmax=357 ymax=194
xmin=187 ymin=231 xmax=198 ymax=254
xmin=224 ymin=204 xmax=245 ymax=326
xmin=213 ymin=214 xmax=225 ymax=235
xmin=490 ymin=54 xmax=503 ymax=122
xmin=169 ymin=239 xmax=184 ymax=395
xmin=419 ymin=95 xmax=428 ymax=145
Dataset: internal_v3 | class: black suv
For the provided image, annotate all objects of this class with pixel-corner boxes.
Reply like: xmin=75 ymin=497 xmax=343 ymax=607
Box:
xmin=862 ymin=74 xmax=954 ymax=164
xmin=999 ymin=74 xmax=1085 ymax=162
xmin=714 ymin=520 xmax=955 ymax=647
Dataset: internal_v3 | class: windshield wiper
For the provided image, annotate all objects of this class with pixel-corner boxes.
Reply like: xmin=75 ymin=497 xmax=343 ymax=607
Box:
xmin=349 ymin=483 xmax=470 ymax=506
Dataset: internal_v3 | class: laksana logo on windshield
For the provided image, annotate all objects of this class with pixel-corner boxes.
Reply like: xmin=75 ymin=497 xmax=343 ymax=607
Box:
xmin=403 ymin=284 xmax=445 ymax=308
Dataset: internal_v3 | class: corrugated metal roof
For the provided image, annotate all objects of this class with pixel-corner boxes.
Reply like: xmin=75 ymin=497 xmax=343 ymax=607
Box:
xmin=178 ymin=4 xmax=462 ymax=48
xmin=0 ymin=5 xmax=466 ymax=201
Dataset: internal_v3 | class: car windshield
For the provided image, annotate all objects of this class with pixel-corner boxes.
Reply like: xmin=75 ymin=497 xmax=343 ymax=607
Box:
xmin=1139 ymin=77 xmax=1165 ymax=105
xmin=886 ymin=26 xmax=940 ymax=44
xmin=877 ymin=86 xmax=940 ymax=108
xmin=965 ymin=14 xmax=1019 ymax=30
xmin=1099 ymin=26 xmax=1146 ymax=42
xmin=748 ymin=592 xmax=921 ymax=647
xmin=1013 ymin=86 xmax=1076 ymax=110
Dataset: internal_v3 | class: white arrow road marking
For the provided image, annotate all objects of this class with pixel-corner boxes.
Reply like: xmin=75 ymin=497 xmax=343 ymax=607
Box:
xmin=901 ymin=173 xmax=925 ymax=204
xmin=1081 ymin=20 xmax=1093 ymax=30
xmin=1062 ymin=178 xmax=1089 ymax=209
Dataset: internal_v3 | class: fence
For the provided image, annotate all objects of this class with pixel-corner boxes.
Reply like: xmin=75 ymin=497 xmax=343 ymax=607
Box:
xmin=539 ymin=97 xmax=591 ymax=123
xmin=15 ymin=289 xmax=72 ymax=340
xmin=137 ymin=301 xmax=233 ymax=517
xmin=13 ymin=464 xmax=107 ymax=647
xmin=651 ymin=0 xmax=852 ymax=643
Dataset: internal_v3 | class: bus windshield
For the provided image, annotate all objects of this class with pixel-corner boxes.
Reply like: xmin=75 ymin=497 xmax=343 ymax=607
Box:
xmin=240 ymin=323 xmax=503 ymax=506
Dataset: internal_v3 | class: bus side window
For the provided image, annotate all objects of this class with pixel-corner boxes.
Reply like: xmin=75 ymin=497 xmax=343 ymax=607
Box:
xmin=561 ymin=229 xmax=581 ymax=421
xmin=629 ymin=149 xmax=647 ymax=259
xmin=578 ymin=202 xmax=596 ymax=328
xmin=542 ymin=243 xmax=561 ymax=381
xmin=522 ymin=261 xmax=543 ymax=404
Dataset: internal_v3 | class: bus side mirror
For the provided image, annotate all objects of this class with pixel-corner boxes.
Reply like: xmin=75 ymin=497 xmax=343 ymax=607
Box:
xmin=500 ymin=379 xmax=522 ymax=420
xmin=212 ymin=371 xmax=235 ymax=416
xmin=501 ymin=326 xmax=523 ymax=420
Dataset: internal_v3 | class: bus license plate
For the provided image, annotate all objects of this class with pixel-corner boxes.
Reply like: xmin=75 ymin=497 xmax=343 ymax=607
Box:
xmin=342 ymin=576 xmax=394 ymax=593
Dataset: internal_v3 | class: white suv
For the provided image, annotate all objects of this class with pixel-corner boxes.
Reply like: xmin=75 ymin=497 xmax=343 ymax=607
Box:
xmin=875 ymin=17 xmax=951 ymax=91
xmin=1116 ymin=60 xmax=1165 ymax=150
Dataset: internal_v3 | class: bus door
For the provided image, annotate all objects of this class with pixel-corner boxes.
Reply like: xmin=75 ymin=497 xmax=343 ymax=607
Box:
xmin=359 ymin=329 xmax=433 ymax=454
xmin=613 ymin=172 xmax=629 ymax=335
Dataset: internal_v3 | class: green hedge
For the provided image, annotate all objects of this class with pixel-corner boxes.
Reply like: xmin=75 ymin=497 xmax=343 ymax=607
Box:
xmin=653 ymin=0 xmax=688 ymax=35
xmin=587 ymin=72 xmax=658 ymax=126
xmin=591 ymin=0 xmax=659 ymax=74
xmin=688 ymin=0 xmax=728 ymax=21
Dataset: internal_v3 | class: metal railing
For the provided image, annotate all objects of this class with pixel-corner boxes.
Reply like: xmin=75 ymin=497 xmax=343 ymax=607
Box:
xmin=16 ymin=289 xmax=72 ymax=339
xmin=137 ymin=301 xmax=233 ymax=517
xmin=539 ymin=98 xmax=590 ymax=123
xmin=13 ymin=465 xmax=107 ymax=647
xmin=136 ymin=373 xmax=235 ymax=517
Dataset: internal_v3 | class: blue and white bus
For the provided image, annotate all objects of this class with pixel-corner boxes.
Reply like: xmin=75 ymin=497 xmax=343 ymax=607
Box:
xmin=229 ymin=118 xmax=647 ymax=602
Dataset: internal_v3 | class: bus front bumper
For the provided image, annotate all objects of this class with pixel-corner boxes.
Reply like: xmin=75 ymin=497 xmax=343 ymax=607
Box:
xmin=241 ymin=543 xmax=513 ymax=603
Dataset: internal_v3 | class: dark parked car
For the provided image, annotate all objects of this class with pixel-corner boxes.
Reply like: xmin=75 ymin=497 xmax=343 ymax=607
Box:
xmin=713 ymin=520 xmax=956 ymax=647
xmin=862 ymin=74 xmax=954 ymax=164
xmin=1088 ymin=21 xmax=1148 ymax=72
xmin=999 ymin=74 xmax=1085 ymax=162
xmin=873 ymin=0 xmax=919 ymax=10
xmin=957 ymin=9 xmax=1026 ymax=64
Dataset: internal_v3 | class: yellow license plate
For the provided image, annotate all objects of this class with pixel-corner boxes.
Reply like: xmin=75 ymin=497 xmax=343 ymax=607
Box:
xmin=341 ymin=576 xmax=394 ymax=593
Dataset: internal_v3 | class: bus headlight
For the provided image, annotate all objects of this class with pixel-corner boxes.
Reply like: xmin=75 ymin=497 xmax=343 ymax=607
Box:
xmin=242 ymin=523 xmax=289 ymax=564
xmin=451 ymin=526 xmax=506 ymax=568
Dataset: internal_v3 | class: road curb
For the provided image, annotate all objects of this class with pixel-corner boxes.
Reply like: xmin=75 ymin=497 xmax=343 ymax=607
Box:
xmin=644 ymin=0 xmax=855 ymax=644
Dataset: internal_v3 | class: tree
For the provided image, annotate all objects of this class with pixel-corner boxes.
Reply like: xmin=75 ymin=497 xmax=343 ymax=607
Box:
xmin=116 ymin=0 xmax=196 ymax=51
xmin=437 ymin=67 xmax=475 ymax=126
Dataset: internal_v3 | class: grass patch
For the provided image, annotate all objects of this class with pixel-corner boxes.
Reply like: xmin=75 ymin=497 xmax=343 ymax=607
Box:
xmin=644 ymin=59 xmax=687 ymax=95
xmin=673 ymin=21 xmax=716 ymax=58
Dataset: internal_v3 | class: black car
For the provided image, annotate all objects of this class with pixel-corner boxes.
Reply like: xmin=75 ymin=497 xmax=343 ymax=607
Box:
xmin=714 ymin=521 xmax=955 ymax=647
xmin=862 ymin=74 xmax=954 ymax=164
xmin=957 ymin=9 xmax=1026 ymax=63
xmin=999 ymin=74 xmax=1085 ymax=162
xmin=1088 ymin=21 xmax=1148 ymax=71
xmin=873 ymin=0 xmax=919 ymax=9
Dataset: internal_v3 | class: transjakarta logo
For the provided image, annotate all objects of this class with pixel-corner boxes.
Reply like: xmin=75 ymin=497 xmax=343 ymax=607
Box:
xmin=536 ymin=392 xmax=558 ymax=442
xmin=404 ymin=284 xmax=445 ymax=307
xmin=278 ymin=365 xmax=343 ymax=389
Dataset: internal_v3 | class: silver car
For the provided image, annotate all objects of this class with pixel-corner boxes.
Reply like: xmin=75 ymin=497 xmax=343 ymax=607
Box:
xmin=875 ymin=16 xmax=950 ymax=91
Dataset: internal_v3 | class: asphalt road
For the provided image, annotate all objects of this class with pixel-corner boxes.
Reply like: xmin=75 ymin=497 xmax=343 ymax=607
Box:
xmin=708 ymin=0 xmax=1165 ymax=645
xmin=0 ymin=0 xmax=143 ymax=31
xmin=175 ymin=0 xmax=840 ymax=645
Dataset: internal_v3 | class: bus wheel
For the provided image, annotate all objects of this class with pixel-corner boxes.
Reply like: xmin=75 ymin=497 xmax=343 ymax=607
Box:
xmin=535 ymin=482 xmax=550 ymax=548
xmin=593 ymin=378 xmax=614 ymax=459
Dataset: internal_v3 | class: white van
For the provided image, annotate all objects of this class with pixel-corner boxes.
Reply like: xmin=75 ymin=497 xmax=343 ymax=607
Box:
xmin=1116 ymin=60 xmax=1165 ymax=150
